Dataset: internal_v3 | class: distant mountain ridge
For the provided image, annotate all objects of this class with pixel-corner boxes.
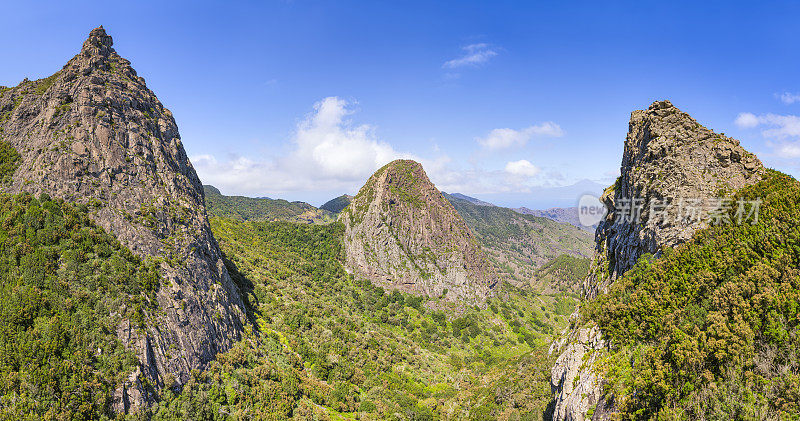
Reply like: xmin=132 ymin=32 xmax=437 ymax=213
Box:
xmin=320 ymin=194 xmax=353 ymax=214
xmin=515 ymin=206 xmax=594 ymax=231
xmin=442 ymin=193 xmax=593 ymax=291
xmin=204 ymin=185 xmax=335 ymax=224
xmin=442 ymin=192 xmax=496 ymax=207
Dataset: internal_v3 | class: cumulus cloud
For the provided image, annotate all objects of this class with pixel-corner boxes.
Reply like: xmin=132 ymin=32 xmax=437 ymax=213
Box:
xmin=504 ymin=159 xmax=540 ymax=177
xmin=443 ymin=43 xmax=498 ymax=69
xmin=476 ymin=122 xmax=564 ymax=150
xmin=778 ymin=92 xmax=800 ymax=105
xmin=734 ymin=112 xmax=759 ymax=129
xmin=735 ymin=112 xmax=800 ymax=159
xmin=288 ymin=97 xmax=409 ymax=179
xmin=191 ymin=97 xmax=566 ymax=199
xmin=192 ymin=97 xmax=413 ymax=196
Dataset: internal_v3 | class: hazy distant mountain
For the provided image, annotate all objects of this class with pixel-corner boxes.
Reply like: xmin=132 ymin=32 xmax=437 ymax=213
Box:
xmin=476 ymin=179 xmax=607 ymax=209
xmin=443 ymin=193 xmax=594 ymax=290
xmin=515 ymin=206 xmax=595 ymax=232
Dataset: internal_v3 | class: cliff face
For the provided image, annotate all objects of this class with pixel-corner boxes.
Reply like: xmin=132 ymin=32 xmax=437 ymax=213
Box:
xmin=550 ymin=100 xmax=765 ymax=421
xmin=0 ymin=27 xmax=245 ymax=411
xmin=340 ymin=160 xmax=497 ymax=303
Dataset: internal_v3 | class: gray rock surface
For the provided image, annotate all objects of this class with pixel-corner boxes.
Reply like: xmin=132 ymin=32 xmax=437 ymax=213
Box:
xmin=0 ymin=27 xmax=246 ymax=411
xmin=549 ymin=100 xmax=765 ymax=421
xmin=339 ymin=159 xmax=497 ymax=303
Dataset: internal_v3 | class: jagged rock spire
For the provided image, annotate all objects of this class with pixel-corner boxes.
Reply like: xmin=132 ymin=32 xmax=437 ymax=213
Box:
xmin=0 ymin=27 xmax=246 ymax=412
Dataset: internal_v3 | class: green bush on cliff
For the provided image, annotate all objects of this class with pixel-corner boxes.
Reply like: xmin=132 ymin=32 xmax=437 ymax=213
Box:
xmin=587 ymin=170 xmax=800 ymax=419
xmin=0 ymin=192 xmax=158 ymax=419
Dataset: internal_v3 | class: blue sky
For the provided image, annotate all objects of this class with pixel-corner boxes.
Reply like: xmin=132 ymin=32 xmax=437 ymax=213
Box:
xmin=2 ymin=1 xmax=800 ymax=207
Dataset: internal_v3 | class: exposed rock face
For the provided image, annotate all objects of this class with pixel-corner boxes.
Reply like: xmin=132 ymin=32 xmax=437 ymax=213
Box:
xmin=0 ymin=27 xmax=245 ymax=411
xmin=340 ymin=160 xmax=497 ymax=303
xmin=584 ymin=100 xmax=764 ymax=298
xmin=550 ymin=100 xmax=765 ymax=421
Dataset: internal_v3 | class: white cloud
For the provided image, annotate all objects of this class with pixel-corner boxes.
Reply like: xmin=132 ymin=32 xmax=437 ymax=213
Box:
xmin=477 ymin=122 xmax=564 ymax=149
xmin=505 ymin=160 xmax=540 ymax=177
xmin=735 ymin=111 xmax=800 ymax=159
xmin=778 ymin=92 xmax=800 ymax=105
xmin=736 ymin=112 xmax=800 ymax=139
xmin=776 ymin=143 xmax=800 ymax=158
xmin=734 ymin=112 xmax=759 ymax=128
xmin=443 ymin=43 xmax=498 ymax=69
xmin=191 ymin=97 xmax=567 ymax=199
xmin=288 ymin=97 xmax=409 ymax=179
xmin=192 ymin=97 xmax=414 ymax=196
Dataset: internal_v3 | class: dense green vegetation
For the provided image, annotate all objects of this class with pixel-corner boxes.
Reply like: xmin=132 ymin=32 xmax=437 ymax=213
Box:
xmin=203 ymin=185 xmax=335 ymax=224
xmin=444 ymin=193 xmax=593 ymax=289
xmin=586 ymin=170 xmax=800 ymax=419
xmin=0 ymin=139 xmax=20 ymax=184
xmin=0 ymin=192 xmax=159 ymax=420
xmin=152 ymin=217 xmax=574 ymax=419
xmin=533 ymin=255 xmax=591 ymax=294
xmin=319 ymin=194 xmax=352 ymax=214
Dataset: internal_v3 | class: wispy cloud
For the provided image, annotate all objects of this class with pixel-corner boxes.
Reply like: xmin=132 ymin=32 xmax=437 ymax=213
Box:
xmin=735 ymin=111 xmax=800 ymax=158
xmin=476 ymin=122 xmax=564 ymax=150
xmin=443 ymin=43 xmax=498 ymax=69
xmin=777 ymin=92 xmax=800 ymax=105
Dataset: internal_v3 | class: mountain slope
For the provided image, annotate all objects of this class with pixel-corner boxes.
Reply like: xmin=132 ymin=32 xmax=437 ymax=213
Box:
xmin=0 ymin=27 xmax=245 ymax=410
xmin=515 ymin=206 xmax=592 ymax=231
xmin=340 ymin=160 xmax=497 ymax=302
xmin=587 ymin=169 xmax=800 ymax=419
xmin=443 ymin=193 xmax=593 ymax=291
xmin=444 ymin=192 xmax=496 ymax=207
xmin=204 ymin=185 xmax=335 ymax=224
xmin=550 ymin=100 xmax=766 ymax=421
xmin=320 ymin=194 xmax=353 ymax=214
xmin=149 ymin=215 xmax=572 ymax=419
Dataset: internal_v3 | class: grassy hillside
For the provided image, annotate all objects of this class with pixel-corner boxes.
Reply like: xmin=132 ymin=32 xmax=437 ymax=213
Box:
xmin=0 ymin=193 xmax=159 ymax=419
xmin=444 ymin=193 xmax=593 ymax=291
xmin=203 ymin=185 xmax=335 ymax=224
xmin=586 ymin=170 xmax=800 ymax=419
xmin=150 ymin=217 xmax=578 ymax=419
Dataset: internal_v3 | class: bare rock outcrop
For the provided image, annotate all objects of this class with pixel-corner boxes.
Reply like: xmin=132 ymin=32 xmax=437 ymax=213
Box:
xmin=0 ymin=27 xmax=246 ymax=411
xmin=549 ymin=100 xmax=765 ymax=421
xmin=339 ymin=159 xmax=497 ymax=303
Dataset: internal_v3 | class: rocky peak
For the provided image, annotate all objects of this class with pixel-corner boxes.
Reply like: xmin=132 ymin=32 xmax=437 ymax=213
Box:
xmin=0 ymin=27 xmax=246 ymax=411
xmin=585 ymin=99 xmax=764 ymax=298
xmin=339 ymin=159 xmax=497 ymax=303
xmin=82 ymin=26 xmax=114 ymax=54
xmin=551 ymin=101 xmax=766 ymax=421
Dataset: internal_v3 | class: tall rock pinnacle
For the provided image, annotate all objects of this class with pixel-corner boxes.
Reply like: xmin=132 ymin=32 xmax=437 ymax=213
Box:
xmin=550 ymin=100 xmax=766 ymax=421
xmin=0 ymin=27 xmax=246 ymax=411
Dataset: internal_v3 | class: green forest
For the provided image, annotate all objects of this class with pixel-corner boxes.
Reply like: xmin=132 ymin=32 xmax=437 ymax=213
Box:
xmin=586 ymin=170 xmax=800 ymax=419
xmin=149 ymin=218 xmax=577 ymax=419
